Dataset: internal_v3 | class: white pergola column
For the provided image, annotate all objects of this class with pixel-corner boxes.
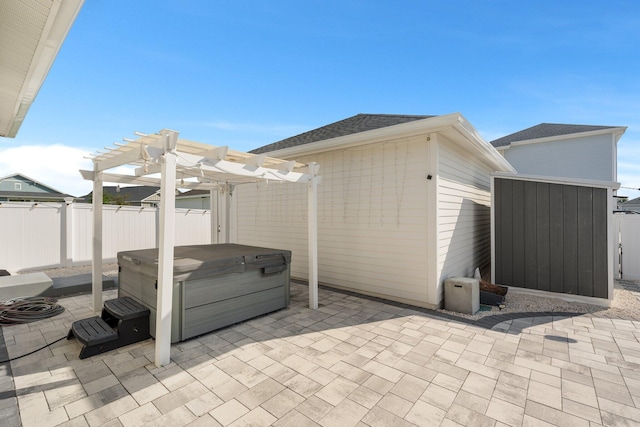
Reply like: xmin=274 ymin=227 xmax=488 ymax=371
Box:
xmin=308 ymin=163 xmax=319 ymax=309
xmin=92 ymin=170 xmax=103 ymax=314
xmin=224 ymin=183 xmax=234 ymax=243
xmin=154 ymin=130 xmax=179 ymax=367
xmin=210 ymin=188 xmax=217 ymax=243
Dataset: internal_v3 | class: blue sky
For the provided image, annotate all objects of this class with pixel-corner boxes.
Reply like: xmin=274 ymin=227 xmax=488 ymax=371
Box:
xmin=2 ymin=0 xmax=639 ymax=197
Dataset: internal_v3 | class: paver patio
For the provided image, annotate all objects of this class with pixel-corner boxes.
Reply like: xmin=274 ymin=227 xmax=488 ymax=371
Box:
xmin=1 ymin=282 xmax=639 ymax=426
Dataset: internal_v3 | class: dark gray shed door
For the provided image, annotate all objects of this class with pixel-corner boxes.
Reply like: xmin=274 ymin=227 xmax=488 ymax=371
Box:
xmin=494 ymin=177 xmax=608 ymax=298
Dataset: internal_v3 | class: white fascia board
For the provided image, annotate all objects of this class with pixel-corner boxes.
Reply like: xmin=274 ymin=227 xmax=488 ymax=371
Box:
xmin=505 ymin=126 xmax=628 ymax=148
xmin=492 ymin=172 xmax=621 ymax=190
xmin=262 ymin=112 xmax=515 ymax=173
xmin=447 ymin=115 xmax=516 ymax=173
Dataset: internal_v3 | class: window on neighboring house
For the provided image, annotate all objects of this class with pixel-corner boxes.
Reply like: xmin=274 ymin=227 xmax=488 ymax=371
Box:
xmin=14 ymin=183 xmax=21 ymax=190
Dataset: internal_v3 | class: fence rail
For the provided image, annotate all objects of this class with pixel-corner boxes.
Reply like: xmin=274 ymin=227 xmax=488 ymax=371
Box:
xmin=0 ymin=202 xmax=212 ymax=272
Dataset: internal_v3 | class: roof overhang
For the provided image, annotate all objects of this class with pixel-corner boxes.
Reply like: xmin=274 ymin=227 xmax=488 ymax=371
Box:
xmin=0 ymin=0 xmax=84 ymax=138
xmin=259 ymin=113 xmax=516 ymax=173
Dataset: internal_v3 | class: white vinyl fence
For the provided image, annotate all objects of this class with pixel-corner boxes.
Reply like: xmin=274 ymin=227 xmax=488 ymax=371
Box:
xmin=614 ymin=214 xmax=640 ymax=280
xmin=0 ymin=202 xmax=212 ymax=272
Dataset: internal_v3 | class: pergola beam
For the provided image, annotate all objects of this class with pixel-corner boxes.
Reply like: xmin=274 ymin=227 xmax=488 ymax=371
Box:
xmin=80 ymin=171 xmax=220 ymax=190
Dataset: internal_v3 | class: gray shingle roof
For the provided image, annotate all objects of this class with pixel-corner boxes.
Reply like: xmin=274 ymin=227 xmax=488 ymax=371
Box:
xmin=81 ymin=186 xmax=160 ymax=203
xmin=490 ymin=123 xmax=621 ymax=148
xmin=177 ymin=189 xmax=210 ymax=197
xmin=0 ymin=190 xmax=72 ymax=201
xmin=251 ymin=114 xmax=435 ymax=154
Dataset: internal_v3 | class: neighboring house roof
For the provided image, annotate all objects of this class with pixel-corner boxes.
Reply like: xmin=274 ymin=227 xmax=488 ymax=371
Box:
xmin=491 ymin=123 xmax=625 ymax=148
xmin=0 ymin=0 xmax=85 ymax=138
xmin=0 ymin=190 xmax=72 ymax=202
xmin=0 ymin=173 xmax=73 ymax=201
xmin=620 ymin=196 xmax=640 ymax=210
xmin=251 ymin=114 xmax=434 ymax=154
xmin=81 ymin=186 xmax=161 ymax=204
xmin=176 ymin=189 xmax=210 ymax=198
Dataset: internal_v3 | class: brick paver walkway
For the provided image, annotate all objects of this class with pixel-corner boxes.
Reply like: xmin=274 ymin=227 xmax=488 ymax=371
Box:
xmin=1 ymin=282 xmax=639 ymax=426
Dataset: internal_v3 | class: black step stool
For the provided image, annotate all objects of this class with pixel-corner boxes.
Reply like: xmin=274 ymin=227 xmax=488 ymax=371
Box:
xmin=67 ymin=296 xmax=151 ymax=359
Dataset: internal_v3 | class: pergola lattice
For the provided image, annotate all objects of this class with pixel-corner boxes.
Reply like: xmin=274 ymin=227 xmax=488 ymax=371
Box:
xmin=81 ymin=129 xmax=320 ymax=367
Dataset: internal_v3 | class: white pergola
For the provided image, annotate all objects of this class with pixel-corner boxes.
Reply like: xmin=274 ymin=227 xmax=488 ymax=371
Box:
xmin=81 ymin=129 xmax=320 ymax=367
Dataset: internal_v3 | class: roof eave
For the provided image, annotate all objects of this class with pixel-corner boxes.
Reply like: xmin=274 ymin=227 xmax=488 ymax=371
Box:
xmin=262 ymin=113 xmax=516 ymax=173
xmin=2 ymin=0 xmax=85 ymax=138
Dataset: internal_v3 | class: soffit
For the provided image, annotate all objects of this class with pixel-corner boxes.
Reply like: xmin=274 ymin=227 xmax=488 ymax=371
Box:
xmin=0 ymin=0 xmax=84 ymax=137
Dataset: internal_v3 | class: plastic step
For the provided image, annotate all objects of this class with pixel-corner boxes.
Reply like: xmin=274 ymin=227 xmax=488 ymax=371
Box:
xmin=103 ymin=296 xmax=150 ymax=321
xmin=69 ymin=316 xmax=118 ymax=346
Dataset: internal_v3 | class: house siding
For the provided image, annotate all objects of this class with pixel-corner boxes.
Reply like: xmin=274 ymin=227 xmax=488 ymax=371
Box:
xmin=501 ymin=134 xmax=614 ymax=181
xmin=235 ymin=136 xmax=432 ymax=306
xmin=436 ymin=137 xmax=493 ymax=305
xmin=0 ymin=175 xmax=48 ymax=193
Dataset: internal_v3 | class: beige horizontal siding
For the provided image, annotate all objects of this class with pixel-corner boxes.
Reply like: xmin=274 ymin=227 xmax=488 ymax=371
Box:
xmin=236 ymin=136 xmax=431 ymax=306
xmin=435 ymin=137 xmax=494 ymax=304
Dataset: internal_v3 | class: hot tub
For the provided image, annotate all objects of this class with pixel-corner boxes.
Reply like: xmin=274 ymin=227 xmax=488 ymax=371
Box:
xmin=117 ymin=243 xmax=291 ymax=343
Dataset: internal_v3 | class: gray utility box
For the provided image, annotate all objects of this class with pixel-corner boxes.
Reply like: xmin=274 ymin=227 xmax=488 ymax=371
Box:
xmin=118 ymin=244 xmax=291 ymax=343
xmin=444 ymin=277 xmax=479 ymax=315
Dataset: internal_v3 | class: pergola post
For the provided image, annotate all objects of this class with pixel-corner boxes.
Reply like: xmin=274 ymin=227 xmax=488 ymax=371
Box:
xmin=210 ymin=188 xmax=217 ymax=243
xmin=224 ymin=183 xmax=234 ymax=243
xmin=154 ymin=130 xmax=179 ymax=367
xmin=92 ymin=170 xmax=103 ymax=314
xmin=308 ymin=163 xmax=319 ymax=309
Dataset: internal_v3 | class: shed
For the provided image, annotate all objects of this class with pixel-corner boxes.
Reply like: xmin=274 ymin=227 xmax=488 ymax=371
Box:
xmin=491 ymin=173 xmax=618 ymax=304
xmin=233 ymin=113 xmax=515 ymax=309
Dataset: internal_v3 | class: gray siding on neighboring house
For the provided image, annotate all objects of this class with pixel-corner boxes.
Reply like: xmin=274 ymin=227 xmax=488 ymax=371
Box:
xmin=175 ymin=197 xmax=211 ymax=210
xmin=494 ymin=177 xmax=608 ymax=298
xmin=0 ymin=175 xmax=46 ymax=192
xmin=501 ymin=134 xmax=614 ymax=181
xmin=0 ymin=174 xmax=72 ymax=201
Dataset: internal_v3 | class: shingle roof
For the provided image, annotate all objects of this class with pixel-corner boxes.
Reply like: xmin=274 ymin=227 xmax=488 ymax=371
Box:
xmin=0 ymin=190 xmax=71 ymax=201
xmin=490 ymin=123 xmax=621 ymax=148
xmin=177 ymin=189 xmax=210 ymax=197
xmin=251 ymin=114 xmax=435 ymax=154
xmin=81 ymin=186 xmax=160 ymax=203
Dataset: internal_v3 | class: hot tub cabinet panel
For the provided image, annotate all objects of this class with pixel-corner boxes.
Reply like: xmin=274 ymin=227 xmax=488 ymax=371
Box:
xmin=117 ymin=244 xmax=291 ymax=343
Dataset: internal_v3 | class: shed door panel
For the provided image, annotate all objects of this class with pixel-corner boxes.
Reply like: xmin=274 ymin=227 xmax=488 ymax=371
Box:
xmin=494 ymin=178 xmax=607 ymax=297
